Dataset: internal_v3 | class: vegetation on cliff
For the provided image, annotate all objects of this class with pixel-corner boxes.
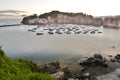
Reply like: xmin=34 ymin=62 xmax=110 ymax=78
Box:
xmin=21 ymin=14 xmax=38 ymax=24
xmin=39 ymin=10 xmax=93 ymax=18
xmin=0 ymin=47 xmax=55 ymax=80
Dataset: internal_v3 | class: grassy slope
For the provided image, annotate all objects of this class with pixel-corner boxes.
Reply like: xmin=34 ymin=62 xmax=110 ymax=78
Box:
xmin=0 ymin=48 xmax=55 ymax=80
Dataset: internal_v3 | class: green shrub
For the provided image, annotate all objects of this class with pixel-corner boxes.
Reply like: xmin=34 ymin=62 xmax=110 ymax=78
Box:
xmin=0 ymin=47 xmax=5 ymax=56
xmin=0 ymin=48 xmax=55 ymax=80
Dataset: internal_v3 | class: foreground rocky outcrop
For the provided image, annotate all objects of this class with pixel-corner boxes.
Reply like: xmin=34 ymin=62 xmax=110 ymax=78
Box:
xmin=22 ymin=11 xmax=120 ymax=28
xmin=97 ymin=68 xmax=120 ymax=80
xmin=35 ymin=61 xmax=61 ymax=74
xmin=51 ymin=71 xmax=64 ymax=80
xmin=34 ymin=54 xmax=120 ymax=80
xmin=79 ymin=54 xmax=108 ymax=67
xmin=35 ymin=61 xmax=72 ymax=80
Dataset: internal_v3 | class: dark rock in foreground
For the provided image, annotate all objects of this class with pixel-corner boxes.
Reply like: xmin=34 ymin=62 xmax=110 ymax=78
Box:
xmin=94 ymin=54 xmax=103 ymax=59
xmin=79 ymin=54 xmax=108 ymax=67
xmin=115 ymin=54 xmax=120 ymax=59
xmin=35 ymin=61 xmax=72 ymax=80
xmin=35 ymin=54 xmax=120 ymax=80
xmin=36 ymin=61 xmax=60 ymax=74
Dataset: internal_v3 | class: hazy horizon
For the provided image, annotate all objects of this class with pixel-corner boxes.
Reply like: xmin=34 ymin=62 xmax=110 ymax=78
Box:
xmin=0 ymin=0 xmax=120 ymax=18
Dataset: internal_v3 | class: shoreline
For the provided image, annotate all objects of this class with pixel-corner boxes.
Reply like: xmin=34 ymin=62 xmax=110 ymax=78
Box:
xmin=0 ymin=22 xmax=119 ymax=29
xmin=0 ymin=24 xmax=21 ymax=27
xmin=35 ymin=53 xmax=120 ymax=79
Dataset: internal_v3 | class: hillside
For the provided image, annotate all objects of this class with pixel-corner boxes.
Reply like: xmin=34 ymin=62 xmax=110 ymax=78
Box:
xmin=21 ymin=11 xmax=120 ymax=28
xmin=21 ymin=11 xmax=94 ymax=25
xmin=0 ymin=47 xmax=55 ymax=80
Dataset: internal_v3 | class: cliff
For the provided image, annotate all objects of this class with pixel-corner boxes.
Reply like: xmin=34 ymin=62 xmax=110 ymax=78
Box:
xmin=103 ymin=17 xmax=120 ymax=28
xmin=21 ymin=11 xmax=94 ymax=25
xmin=21 ymin=11 xmax=120 ymax=28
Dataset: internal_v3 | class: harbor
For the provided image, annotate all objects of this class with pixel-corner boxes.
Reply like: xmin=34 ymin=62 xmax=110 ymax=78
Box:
xmin=27 ymin=24 xmax=103 ymax=36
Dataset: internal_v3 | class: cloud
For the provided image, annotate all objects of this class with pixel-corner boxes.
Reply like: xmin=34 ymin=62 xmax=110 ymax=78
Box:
xmin=0 ymin=13 xmax=18 ymax=16
xmin=0 ymin=14 xmax=6 ymax=16
xmin=0 ymin=10 xmax=27 ymax=18
xmin=0 ymin=10 xmax=27 ymax=14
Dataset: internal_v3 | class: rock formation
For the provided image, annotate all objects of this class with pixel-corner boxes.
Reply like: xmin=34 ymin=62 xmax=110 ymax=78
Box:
xmin=34 ymin=54 xmax=120 ymax=80
xmin=21 ymin=11 xmax=120 ymax=28
xmin=97 ymin=68 xmax=120 ymax=80
xmin=79 ymin=54 xmax=108 ymax=67
xmin=22 ymin=11 xmax=94 ymax=25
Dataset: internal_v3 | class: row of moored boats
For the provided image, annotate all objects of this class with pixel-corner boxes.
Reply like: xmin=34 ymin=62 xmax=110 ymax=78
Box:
xmin=28 ymin=25 xmax=103 ymax=35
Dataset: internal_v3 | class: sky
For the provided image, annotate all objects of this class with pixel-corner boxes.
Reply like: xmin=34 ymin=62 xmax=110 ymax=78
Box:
xmin=0 ymin=0 xmax=120 ymax=18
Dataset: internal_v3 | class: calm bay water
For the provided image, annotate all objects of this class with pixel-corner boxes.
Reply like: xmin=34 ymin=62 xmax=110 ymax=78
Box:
xmin=0 ymin=19 xmax=120 ymax=64
xmin=0 ymin=19 xmax=22 ymax=25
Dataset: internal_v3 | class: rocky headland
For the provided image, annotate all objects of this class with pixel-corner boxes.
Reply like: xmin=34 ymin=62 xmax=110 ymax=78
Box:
xmin=22 ymin=11 xmax=120 ymax=28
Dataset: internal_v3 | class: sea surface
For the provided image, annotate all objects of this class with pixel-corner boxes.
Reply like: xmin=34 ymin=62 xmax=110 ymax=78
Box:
xmin=0 ymin=19 xmax=22 ymax=25
xmin=0 ymin=19 xmax=120 ymax=64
